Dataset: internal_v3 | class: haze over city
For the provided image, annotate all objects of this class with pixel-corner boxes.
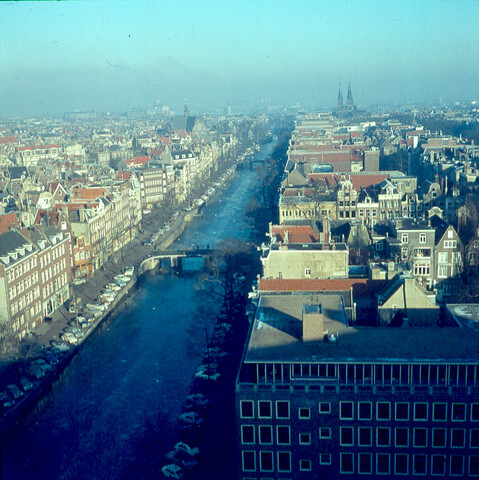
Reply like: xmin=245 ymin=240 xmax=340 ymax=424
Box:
xmin=2 ymin=0 xmax=479 ymax=116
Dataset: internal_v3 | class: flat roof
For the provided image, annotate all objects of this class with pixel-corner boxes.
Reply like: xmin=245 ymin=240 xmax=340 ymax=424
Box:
xmin=245 ymin=294 xmax=479 ymax=363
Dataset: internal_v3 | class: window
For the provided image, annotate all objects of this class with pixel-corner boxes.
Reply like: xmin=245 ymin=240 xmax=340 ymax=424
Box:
xmin=377 ymin=427 xmax=390 ymax=447
xmin=438 ymin=265 xmax=448 ymax=278
xmin=358 ymin=402 xmax=372 ymax=420
xmin=376 ymin=453 xmax=390 ymax=475
xmin=277 ymin=452 xmax=291 ymax=472
xmin=358 ymin=427 xmax=372 ymax=447
xmin=340 ymin=426 xmax=354 ymax=446
xmin=395 ymin=453 xmax=408 ymax=475
xmin=432 ymin=428 xmax=446 ymax=448
xmin=340 ymin=401 xmax=354 ymax=420
xmin=242 ymin=451 xmax=256 ymax=472
xmin=450 ymin=455 xmax=464 ymax=476
xmin=431 ymin=455 xmax=446 ymax=476
xmin=471 ymin=429 xmax=479 ymax=448
xmin=240 ymin=400 xmax=254 ymax=419
xmin=451 ymin=429 xmax=465 ymax=448
xmin=276 ymin=401 xmax=290 ymax=419
xmin=258 ymin=401 xmax=272 ymax=418
xmin=413 ymin=454 xmax=427 ymax=475
xmin=319 ymin=427 xmax=331 ymax=439
xmin=319 ymin=453 xmax=331 ymax=465
xmin=298 ymin=407 xmax=310 ymax=419
xmin=472 ymin=404 xmax=479 ymax=421
xmin=401 ymin=233 xmax=408 ymax=243
xmin=414 ymin=403 xmax=428 ymax=421
xmin=395 ymin=428 xmax=409 ymax=447
xmin=433 ymin=403 xmax=447 ymax=421
xmin=241 ymin=425 xmax=255 ymax=444
xmin=396 ymin=403 xmax=409 ymax=421
xmin=304 ymin=267 xmax=311 ymax=277
xmin=340 ymin=453 xmax=354 ymax=474
xmin=259 ymin=451 xmax=273 ymax=472
xmin=277 ymin=426 xmax=290 ymax=445
xmin=414 ymin=428 xmax=427 ymax=447
xmin=299 ymin=433 xmax=311 ymax=445
xmin=358 ymin=453 xmax=372 ymax=474
xmin=259 ymin=426 xmax=272 ymax=444
xmin=299 ymin=459 xmax=311 ymax=471
xmin=438 ymin=251 xmax=448 ymax=263
xmin=377 ymin=402 xmax=390 ymax=420
xmin=319 ymin=402 xmax=331 ymax=414
xmin=419 ymin=233 xmax=426 ymax=244
xmin=444 ymin=240 xmax=457 ymax=248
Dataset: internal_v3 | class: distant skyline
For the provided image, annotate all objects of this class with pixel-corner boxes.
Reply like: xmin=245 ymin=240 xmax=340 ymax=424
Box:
xmin=1 ymin=0 xmax=479 ymax=116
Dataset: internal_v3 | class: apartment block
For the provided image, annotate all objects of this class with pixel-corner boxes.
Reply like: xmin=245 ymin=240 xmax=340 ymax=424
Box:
xmin=236 ymin=294 xmax=479 ymax=479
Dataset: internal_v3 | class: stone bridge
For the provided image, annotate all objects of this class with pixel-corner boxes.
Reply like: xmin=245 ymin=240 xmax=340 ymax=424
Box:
xmin=139 ymin=246 xmax=216 ymax=274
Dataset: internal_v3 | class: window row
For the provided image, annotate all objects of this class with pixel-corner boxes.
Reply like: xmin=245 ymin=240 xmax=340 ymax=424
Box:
xmin=245 ymin=362 xmax=479 ymax=387
xmin=340 ymin=426 xmax=479 ymax=449
xmin=241 ymin=425 xmax=332 ymax=445
xmin=340 ymin=453 xmax=479 ymax=476
xmin=339 ymin=401 xmax=479 ymax=422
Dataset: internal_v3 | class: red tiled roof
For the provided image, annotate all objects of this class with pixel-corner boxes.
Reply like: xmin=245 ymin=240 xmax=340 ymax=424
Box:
xmin=350 ymin=174 xmax=389 ymax=190
xmin=125 ymin=156 xmax=150 ymax=166
xmin=258 ymin=278 xmax=388 ymax=297
xmin=18 ymin=144 xmax=58 ymax=151
xmin=117 ymin=171 xmax=132 ymax=180
xmin=0 ymin=212 xmax=19 ymax=234
xmin=0 ymin=135 xmax=18 ymax=145
xmin=271 ymin=225 xmax=320 ymax=243
xmin=73 ymin=187 xmax=107 ymax=200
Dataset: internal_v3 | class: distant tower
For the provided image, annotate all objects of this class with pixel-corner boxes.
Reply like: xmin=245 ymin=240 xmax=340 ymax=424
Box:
xmin=346 ymin=82 xmax=354 ymax=109
xmin=337 ymin=82 xmax=343 ymax=110
xmin=184 ymin=98 xmax=189 ymax=118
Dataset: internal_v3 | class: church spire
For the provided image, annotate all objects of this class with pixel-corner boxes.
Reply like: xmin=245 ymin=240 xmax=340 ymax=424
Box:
xmin=337 ymin=82 xmax=343 ymax=109
xmin=184 ymin=98 xmax=189 ymax=118
xmin=346 ymin=82 xmax=354 ymax=108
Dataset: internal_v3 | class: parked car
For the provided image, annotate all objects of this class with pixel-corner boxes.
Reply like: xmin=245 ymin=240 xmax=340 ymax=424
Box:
xmin=43 ymin=350 xmax=59 ymax=365
xmin=124 ymin=266 xmax=134 ymax=276
xmin=185 ymin=394 xmax=210 ymax=409
xmin=6 ymin=384 xmax=23 ymax=400
xmin=0 ymin=392 xmax=14 ymax=408
xmin=51 ymin=340 xmax=70 ymax=352
xmin=161 ymin=463 xmax=184 ymax=479
xmin=179 ymin=412 xmax=204 ymax=426
xmin=61 ymin=332 xmax=79 ymax=344
xmin=165 ymin=449 xmax=197 ymax=471
xmin=26 ymin=365 xmax=45 ymax=379
xmin=19 ymin=376 xmax=34 ymax=391
xmin=107 ymin=283 xmax=121 ymax=292
xmin=30 ymin=359 xmax=52 ymax=372
xmin=172 ymin=442 xmax=200 ymax=457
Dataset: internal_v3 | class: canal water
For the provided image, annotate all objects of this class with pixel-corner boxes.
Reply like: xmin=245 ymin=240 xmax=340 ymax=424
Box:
xmin=1 ymin=141 xmax=275 ymax=480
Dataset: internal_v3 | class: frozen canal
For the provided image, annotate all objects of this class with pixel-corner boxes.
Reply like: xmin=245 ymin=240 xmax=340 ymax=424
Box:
xmin=1 ymin=140 xmax=275 ymax=480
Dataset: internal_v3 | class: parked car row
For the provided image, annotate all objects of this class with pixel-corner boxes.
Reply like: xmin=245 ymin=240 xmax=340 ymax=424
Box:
xmin=161 ymin=319 xmax=233 ymax=478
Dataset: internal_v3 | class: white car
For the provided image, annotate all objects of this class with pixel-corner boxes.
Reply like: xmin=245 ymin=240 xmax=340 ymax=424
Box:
xmin=62 ymin=332 xmax=79 ymax=344
xmin=161 ymin=464 xmax=184 ymax=479
xmin=179 ymin=411 xmax=205 ymax=426
xmin=107 ymin=283 xmax=121 ymax=292
xmin=124 ymin=266 xmax=135 ymax=276
xmin=172 ymin=442 xmax=199 ymax=457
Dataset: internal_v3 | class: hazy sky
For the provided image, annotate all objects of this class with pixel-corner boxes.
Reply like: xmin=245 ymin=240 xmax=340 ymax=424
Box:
xmin=1 ymin=0 xmax=479 ymax=116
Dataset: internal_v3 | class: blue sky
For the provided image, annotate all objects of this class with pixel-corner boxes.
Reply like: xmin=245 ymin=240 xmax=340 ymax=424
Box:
xmin=1 ymin=0 xmax=479 ymax=115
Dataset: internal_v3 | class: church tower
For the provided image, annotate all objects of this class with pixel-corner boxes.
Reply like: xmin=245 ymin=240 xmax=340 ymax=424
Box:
xmin=337 ymin=82 xmax=343 ymax=110
xmin=184 ymin=98 xmax=189 ymax=118
xmin=346 ymin=82 xmax=354 ymax=109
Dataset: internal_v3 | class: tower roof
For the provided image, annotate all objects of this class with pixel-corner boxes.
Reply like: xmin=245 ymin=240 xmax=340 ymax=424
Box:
xmin=347 ymin=81 xmax=354 ymax=106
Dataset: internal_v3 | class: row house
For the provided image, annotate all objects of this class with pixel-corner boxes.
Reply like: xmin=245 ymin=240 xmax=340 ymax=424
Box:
xmin=377 ymin=180 xmax=403 ymax=222
xmin=139 ymin=166 xmax=176 ymax=209
xmin=0 ymin=227 xmax=71 ymax=341
xmin=390 ymin=218 xmax=436 ymax=289
xmin=16 ymin=144 xmax=60 ymax=166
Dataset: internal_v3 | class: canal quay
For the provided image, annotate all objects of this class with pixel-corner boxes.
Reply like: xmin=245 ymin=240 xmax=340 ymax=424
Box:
xmin=1 ymin=139 xmax=276 ymax=480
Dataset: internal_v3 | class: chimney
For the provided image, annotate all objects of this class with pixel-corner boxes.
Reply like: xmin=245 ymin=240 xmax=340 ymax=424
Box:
xmin=284 ymin=230 xmax=289 ymax=243
xmin=302 ymin=303 xmax=324 ymax=342
xmin=79 ymin=206 xmax=85 ymax=222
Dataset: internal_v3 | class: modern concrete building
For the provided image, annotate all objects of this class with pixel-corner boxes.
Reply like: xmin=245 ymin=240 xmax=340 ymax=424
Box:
xmin=236 ymin=294 xmax=479 ymax=479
